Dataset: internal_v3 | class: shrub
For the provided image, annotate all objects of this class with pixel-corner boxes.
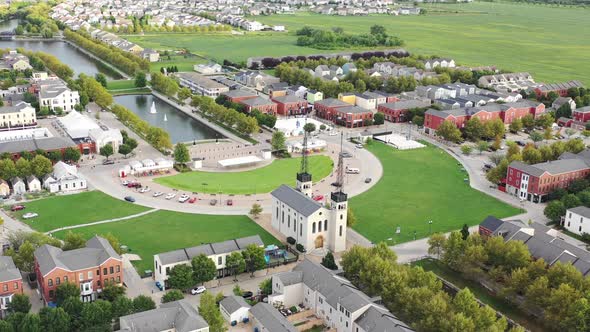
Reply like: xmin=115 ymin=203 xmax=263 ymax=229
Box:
xmin=290 ymin=306 xmax=298 ymax=313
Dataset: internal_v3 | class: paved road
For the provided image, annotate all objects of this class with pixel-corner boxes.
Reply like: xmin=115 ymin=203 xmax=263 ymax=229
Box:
xmin=45 ymin=209 xmax=159 ymax=234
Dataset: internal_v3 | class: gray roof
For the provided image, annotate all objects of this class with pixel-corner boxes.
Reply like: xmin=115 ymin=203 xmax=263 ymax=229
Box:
xmin=34 ymin=235 xmax=121 ymax=276
xmin=355 ymin=305 xmax=414 ymax=332
xmin=118 ymin=300 xmax=208 ymax=332
xmin=0 ymin=256 xmax=21 ymax=283
xmin=0 ymin=137 xmax=76 ymax=155
xmin=336 ymin=106 xmax=373 ymax=114
xmin=276 ymin=271 xmax=303 ymax=286
xmin=222 ymin=89 xmax=257 ymax=98
xmin=379 ymin=100 xmax=431 ymax=110
xmin=568 ymin=206 xmax=590 ymax=219
xmin=479 ymin=216 xmax=504 ymax=233
xmin=219 ymin=295 xmax=251 ymax=314
xmin=0 ymin=102 xmax=32 ymax=114
xmin=314 ymin=98 xmax=350 ymax=108
xmin=250 ymin=303 xmax=297 ymax=332
xmin=272 ymin=94 xmax=306 ymax=104
xmin=271 ymin=184 xmax=322 ymax=217
xmin=240 ymin=96 xmax=276 ymax=107
xmin=157 ymin=235 xmax=264 ymax=266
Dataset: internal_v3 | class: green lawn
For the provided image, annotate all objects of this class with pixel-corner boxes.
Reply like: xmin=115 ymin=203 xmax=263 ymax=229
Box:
xmin=127 ymin=2 xmax=589 ymax=84
xmin=52 ymin=210 xmax=281 ymax=273
xmin=107 ymin=79 xmax=136 ymax=90
xmin=412 ymin=258 xmax=545 ymax=331
xmin=154 ymin=155 xmax=334 ymax=194
xmin=349 ymin=142 xmax=521 ymax=244
xmin=9 ymin=191 xmax=150 ymax=233
xmin=148 ymin=54 xmax=209 ymax=73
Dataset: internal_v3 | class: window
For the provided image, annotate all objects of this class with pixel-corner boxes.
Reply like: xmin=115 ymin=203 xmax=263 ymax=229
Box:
xmin=288 ymin=215 xmax=290 ymax=228
xmin=300 ymin=224 xmax=303 ymax=236
xmin=116 ymin=265 xmax=120 ymax=273
xmin=166 ymin=267 xmax=170 ymax=275
xmin=97 ymin=280 xmax=101 ymax=287
xmin=79 ymin=273 xmax=83 ymax=281
xmin=64 ymin=276 xmax=68 ymax=283
xmin=103 ymin=279 xmax=108 ymax=286
xmin=116 ymin=276 xmax=120 ymax=283
xmin=324 ymin=220 xmax=328 ymax=231
xmin=56 ymin=277 xmax=60 ymax=285
xmin=49 ymin=290 xmax=54 ymax=299
xmin=339 ymin=225 xmax=343 ymax=237
xmin=103 ymin=268 xmax=107 ymax=275
xmin=218 ymin=257 xmax=222 ymax=265
xmin=111 ymin=277 xmax=115 ymax=283
xmin=110 ymin=267 xmax=114 ymax=274
xmin=88 ymin=271 xmax=93 ymax=279
xmin=13 ymin=282 xmax=18 ymax=290
xmin=97 ymin=269 xmax=100 ymax=276
xmin=48 ymin=279 xmax=53 ymax=287
xmin=340 ymin=214 xmax=343 ymax=220
xmin=312 ymin=222 xmax=316 ymax=233
xmin=2 ymin=284 xmax=7 ymax=292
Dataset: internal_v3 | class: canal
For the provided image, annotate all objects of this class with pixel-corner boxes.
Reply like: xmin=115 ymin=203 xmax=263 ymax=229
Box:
xmin=114 ymin=94 xmax=221 ymax=143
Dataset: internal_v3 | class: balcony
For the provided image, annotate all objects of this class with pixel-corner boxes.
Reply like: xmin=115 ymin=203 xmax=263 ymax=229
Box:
xmin=80 ymin=281 xmax=93 ymax=296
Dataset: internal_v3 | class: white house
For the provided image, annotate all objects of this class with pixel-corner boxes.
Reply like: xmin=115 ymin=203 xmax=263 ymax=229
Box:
xmin=43 ymin=161 xmax=87 ymax=193
xmin=10 ymin=177 xmax=25 ymax=195
xmin=194 ymin=63 xmax=223 ymax=75
xmin=38 ymin=84 xmax=80 ymax=113
xmin=219 ymin=296 xmax=251 ymax=325
xmin=153 ymin=235 xmax=264 ymax=289
xmin=0 ymin=180 xmax=9 ymax=197
xmin=268 ymin=259 xmax=414 ymax=332
xmin=270 ymin=170 xmax=348 ymax=253
xmin=26 ymin=176 xmax=41 ymax=192
xmin=176 ymin=72 xmax=229 ymax=97
xmin=564 ymin=206 xmax=590 ymax=236
xmin=0 ymin=102 xmax=36 ymax=129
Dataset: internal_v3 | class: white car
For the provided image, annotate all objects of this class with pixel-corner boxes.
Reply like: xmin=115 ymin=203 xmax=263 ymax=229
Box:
xmin=23 ymin=212 xmax=38 ymax=219
xmin=191 ymin=286 xmax=206 ymax=295
xmin=165 ymin=193 xmax=176 ymax=200
xmin=153 ymin=191 xmax=164 ymax=197
xmin=355 ymin=143 xmax=364 ymax=149
xmin=139 ymin=187 xmax=151 ymax=193
xmin=329 ymin=131 xmax=338 ymax=136
xmin=122 ymin=180 xmax=129 ymax=186
xmin=178 ymin=194 xmax=190 ymax=203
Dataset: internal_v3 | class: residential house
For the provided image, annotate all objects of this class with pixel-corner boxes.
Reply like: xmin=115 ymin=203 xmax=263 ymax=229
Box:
xmin=235 ymin=71 xmax=280 ymax=91
xmin=0 ymin=180 xmax=9 ymax=197
xmin=306 ymin=90 xmax=324 ymax=104
xmin=0 ymin=102 xmax=36 ymax=129
xmin=399 ymin=7 xmax=421 ymax=15
xmin=0 ymin=256 xmax=23 ymax=312
xmin=435 ymin=99 xmax=461 ymax=110
xmin=423 ymin=58 xmax=455 ymax=70
xmin=333 ymin=106 xmax=374 ymax=128
xmin=315 ymin=65 xmax=331 ymax=77
xmin=416 ymin=85 xmax=456 ymax=100
xmin=43 ymin=161 xmax=87 ymax=193
xmin=10 ymin=177 xmax=25 ymax=195
xmin=240 ymin=97 xmax=278 ymax=115
xmin=377 ymin=99 xmax=431 ymax=123
xmin=140 ymin=49 xmax=160 ymax=62
xmin=341 ymin=63 xmax=357 ymax=75
xmin=440 ymin=83 xmax=477 ymax=97
xmin=287 ymin=85 xmax=308 ymax=99
xmin=38 ymin=82 xmax=80 ymax=113
xmin=153 ymin=235 xmax=264 ymax=289
xmin=314 ymin=98 xmax=350 ymax=121
xmin=194 ymin=63 xmax=222 ymax=75
xmin=479 ymin=216 xmax=590 ymax=276
xmin=221 ymin=89 xmax=258 ymax=103
xmin=552 ymin=97 xmax=576 ymax=111
xmin=219 ymin=295 xmax=251 ymax=325
xmin=118 ymin=300 xmax=209 ymax=332
xmin=1 ymin=51 xmax=32 ymax=71
xmin=268 ymin=82 xmax=290 ymax=98
xmin=269 ymin=259 xmax=414 ymax=332
xmin=362 ymin=91 xmax=387 ymax=107
xmin=250 ymin=303 xmax=297 ymax=332
xmin=573 ymin=106 xmax=590 ymax=124
xmin=26 ymin=175 xmax=41 ymax=192
xmin=355 ymin=93 xmax=378 ymax=110
xmin=34 ymin=235 xmax=123 ymax=304
xmin=564 ymin=206 xmax=590 ymax=236
xmin=272 ymin=95 xmax=309 ymax=116
xmin=534 ymin=80 xmax=584 ymax=98
xmin=338 ymin=92 xmax=356 ymax=105
xmin=176 ymin=72 xmax=229 ymax=97
xmin=477 ymin=72 xmax=539 ymax=93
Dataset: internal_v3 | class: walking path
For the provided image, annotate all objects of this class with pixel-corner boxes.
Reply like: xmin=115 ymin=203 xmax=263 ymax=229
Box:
xmin=44 ymin=208 xmax=159 ymax=234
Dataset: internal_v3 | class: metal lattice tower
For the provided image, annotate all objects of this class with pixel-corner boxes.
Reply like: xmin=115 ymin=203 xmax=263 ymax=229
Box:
xmin=336 ymin=132 xmax=345 ymax=191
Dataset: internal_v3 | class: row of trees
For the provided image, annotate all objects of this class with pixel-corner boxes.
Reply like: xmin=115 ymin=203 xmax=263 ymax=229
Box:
xmin=340 ymin=243 xmax=518 ymax=332
xmin=150 ymin=72 xmax=179 ymax=97
xmin=110 ymin=104 xmax=172 ymax=151
xmin=18 ymin=48 xmax=74 ymax=80
xmin=63 ymin=29 xmax=149 ymax=75
xmin=295 ymin=25 xmax=404 ymax=49
xmin=190 ymin=95 xmax=259 ymax=135
xmin=430 ymin=231 xmax=590 ymax=331
xmin=0 ymin=155 xmax=53 ymax=180
xmin=254 ymin=50 xmax=410 ymax=70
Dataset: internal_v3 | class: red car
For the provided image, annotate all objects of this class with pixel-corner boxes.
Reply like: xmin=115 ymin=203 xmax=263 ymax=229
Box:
xmin=313 ymin=195 xmax=324 ymax=202
xmin=11 ymin=205 xmax=25 ymax=211
xmin=226 ymin=199 xmax=233 ymax=206
xmin=188 ymin=197 xmax=197 ymax=204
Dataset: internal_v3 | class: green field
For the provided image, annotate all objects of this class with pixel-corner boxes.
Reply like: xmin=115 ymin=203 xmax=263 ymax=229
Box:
xmin=154 ymin=155 xmax=334 ymax=194
xmin=126 ymin=2 xmax=589 ymax=84
xmin=52 ymin=210 xmax=281 ymax=273
xmin=9 ymin=191 xmax=150 ymax=233
xmin=148 ymin=53 xmax=209 ymax=72
xmin=350 ymin=142 xmax=520 ymax=244
xmin=107 ymin=79 xmax=136 ymax=90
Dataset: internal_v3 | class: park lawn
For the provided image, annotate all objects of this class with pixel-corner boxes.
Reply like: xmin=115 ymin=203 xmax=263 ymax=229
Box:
xmin=9 ymin=191 xmax=150 ymax=233
xmin=127 ymin=2 xmax=589 ymax=84
xmin=153 ymin=155 xmax=334 ymax=194
xmin=412 ymin=258 xmax=544 ymax=331
xmin=349 ymin=142 xmax=521 ymax=244
xmin=52 ymin=210 xmax=281 ymax=273
xmin=107 ymin=79 xmax=136 ymax=90
xmin=148 ymin=54 xmax=209 ymax=73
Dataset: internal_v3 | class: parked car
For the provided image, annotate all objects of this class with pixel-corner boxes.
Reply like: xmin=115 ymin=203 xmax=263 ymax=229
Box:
xmin=340 ymin=152 xmax=352 ymax=158
xmin=124 ymin=196 xmax=136 ymax=203
xmin=329 ymin=131 xmax=338 ymax=136
xmin=209 ymin=199 xmax=217 ymax=206
xmin=355 ymin=143 xmax=363 ymax=149
xmin=11 ymin=205 xmax=25 ymax=212
xmin=22 ymin=212 xmax=38 ymax=219
xmin=364 ymin=178 xmax=372 ymax=184
xmin=178 ymin=194 xmax=190 ymax=203
xmin=102 ymin=160 xmax=115 ymax=165
xmin=121 ymin=180 xmax=129 ymax=186
xmin=242 ymin=291 xmax=253 ymax=299
xmin=139 ymin=187 xmax=150 ymax=193
xmin=153 ymin=191 xmax=164 ymax=197
xmin=188 ymin=197 xmax=197 ymax=204
xmin=313 ymin=195 xmax=324 ymax=201
xmin=191 ymin=286 xmax=206 ymax=295
xmin=226 ymin=199 xmax=233 ymax=206
xmin=165 ymin=193 xmax=176 ymax=200
xmin=516 ymin=141 xmax=526 ymax=147
xmin=155 ymin=281 xmax=164 ymax=291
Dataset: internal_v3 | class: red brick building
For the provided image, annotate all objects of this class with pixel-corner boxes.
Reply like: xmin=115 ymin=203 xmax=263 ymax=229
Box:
xmin=221 ymin=90 xmax=258 ymax=103
xmin=572 ymin=106 xmax=590 ymax=123
xmin=0 ymin=256 xmax=23 ymax=311
xmin=313 ymin=98 xmax=350 ymax=121
xmin=534 ymin=80 xmax=583 ymax=98
xmin=505 ymin=150 xmax=590 ymax=203
xmin=34 ymin=236 xmax=123 ymax=304
xmin=377 ymin=99 xmax=431 ymax=123
xmin=239 ymin=97 xmax=278 ymax=115
xmin=333 ymin=106 xmax=374 ymax=128
xmin=271 ymin=95 xmax=309 ymax=116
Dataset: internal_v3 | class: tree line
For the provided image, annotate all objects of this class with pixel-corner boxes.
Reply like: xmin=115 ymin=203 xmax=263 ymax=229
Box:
xmin=254 ymin=50 xmax=411 ymax=69
xmin=429 ymin=230 xmax=590 ymax=331
xmin=295 ymin=25 xmax=404 ymax=50
xmin=190 ymin=95 xmax=259 ymax=136
xmin=110 ymin=104 xmax=172 ymax=151
xmin=17 ymin=48 xmax=74 ymax=80
xmin=63 ymin=29 xmax=149 ymax=76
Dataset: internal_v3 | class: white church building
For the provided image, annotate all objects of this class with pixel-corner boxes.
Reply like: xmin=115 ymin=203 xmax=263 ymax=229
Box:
xmin=270 ymin=171 xmax=348 ymax=253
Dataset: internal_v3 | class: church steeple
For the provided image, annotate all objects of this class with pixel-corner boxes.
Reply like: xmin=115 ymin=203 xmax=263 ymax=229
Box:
xmin=296 ymin=117 xmax=312 ymax=197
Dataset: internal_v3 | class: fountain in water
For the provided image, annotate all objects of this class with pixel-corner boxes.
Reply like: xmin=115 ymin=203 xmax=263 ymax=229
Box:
xmin=149 ymin=101 xmax=157 ymax=114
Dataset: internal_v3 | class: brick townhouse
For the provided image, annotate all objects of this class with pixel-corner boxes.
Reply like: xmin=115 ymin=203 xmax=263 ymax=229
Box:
xmin=424 ymin=100 xmax=545 ymax=134
xmin=505 ymin=150 xmax=590 ymax=203
xmin=573 ymin=106 xmax=590 ymax=123
xmin=34 ymin=235 xmax=123 ymax=304
xmin=313 ymin=98 xmax=350 ymax=121
xmin=0 ymin=256 xmax=23 ymax=311
xmin=239 ymin=96 xmax=278 ymax=115
xmin=271 ymin=95 xmax=309 ymax=116
xmin=377 ymin=99 xmax=431 ymax=123
xmin=221 ymin=89 xmax=258 ymax=103
xmin=534 ymin=80 xmax=583 ymax=98
xmin=333 ymin=106 xmax=374 ymax=128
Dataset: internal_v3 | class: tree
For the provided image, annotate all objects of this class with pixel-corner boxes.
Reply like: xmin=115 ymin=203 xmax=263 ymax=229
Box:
xmin=347 ymin=207 xmax=357 ymax=227
xmin=226 ymin=251 xmax=246 ymax=281
xmin=321 ymin=251 xmax=338 ymax=270
xmin=132 ymin=295 xmax=156 ymax=313
xmin=60 ymin=297 xmax=83 ymax=330
xmin=101 ymin=233 xmax=123 ymax=255
xmin=15 ymin=158 xmax=32 ymax=178
xmin=370 ymin=24 xmax=386 ymax=35
xmin=94 ymin=73 xmax=107 ymax=88
xmin=521 ymin=114 xmax=535 ymax=131
xmin=62 ymin=231 xmax=86 ymax=251
xmin=30 ymin=155 xmax=52 ymax=178
xmin=173 ymin=143 xmax=190 ymax=164
xmin=373 ymin=112 xmax=385 ymax=125
xmin=249 ymin=203 xmax=262 ymax=219
xmin=134 ymin=72 xmax=147 ymax=88
xmin=168 ymin=264 xmax=195 ymax=291
xmin=461 ymin=144 xmax=472 ymax=155
xmin=63 ymin=147 xmax=81 ymax=162
xmin=0 ymin=159 xmax=16 ymax=180
xmin=270 ymin=131 xmax=286 ymax=152
xmin=442 ymin=231 xmax=466 ymax=271
xmin=259 ymin=278 xmax=272 ymax=295
xmin=476 ymin=141 xmax=488 ymax=155
xmin=242 ymin=244 xmax=266 ymax=276
xmin=39 ymin=307 xmax=70 ymax=332
xmin=436 ymin=120 xmax=462 ymax=143
xmin=8 ymin=294 xmax=31 ymax=314
xmin=199 ymin=292 xmax=226 ymax=332
xmin=178 ymin=87 xmax=192 ymax=100
xmin=118 ymin=144 xmax=132 ymax=158
xmin=464 ymin=118 xmax=485 ymax=141
xmin=56 ymin=283 xmax=81 ymax=307
xmin=162 ymin=289 xmax=185 ymax=303
xmin=101 ymin=284 xmax=126 ymax=302
xmin=191 ymin=254 xmax=217 ymax=285
xmin=460 ymin=224 xmax=470 ymax=240
xmin=18 ymin=313 xmax=41 ymax=332
xmin=565 ymin=138 xmax=585 ymax=153
xmin=522 ymin=146 xmax=542 ymax=164
xmin=303 ymin=122 xmax=316 ymax=133
xmin=81 ymin=300 xmax=112 ymax=330
xmin=509 ymin=118 xmax=523 ymax=133
xmin=99 ymin=143 xmax=114 ymax=160
xmin=111 ymin=296 xmax=133 ymax=319
xmin=562 ymin=193 xmax=581 ymax=209
xmin=428 ymin=233 xmax=446 ymax=259
xmin=529 ymin=131 xmax=543 ymax=144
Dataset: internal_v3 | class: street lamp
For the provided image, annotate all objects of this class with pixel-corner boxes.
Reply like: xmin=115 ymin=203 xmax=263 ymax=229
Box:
xmin=428 ymin=220 xmax=433 ymax=235
xmin=408 ymin=121 xmax=413 ymax=140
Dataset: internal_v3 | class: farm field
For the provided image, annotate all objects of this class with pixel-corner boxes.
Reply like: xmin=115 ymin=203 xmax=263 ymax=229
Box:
xmin=349 ymin=141 xmax=521 ymax=244
xmin=126 ymin=2 xmax=589 ymax=84
xmin=154 ymin=155 xmax=334 ymax=194
xmin=9 ymin=191 xmax=150 ymax=233
xmin=52 ymin=210 xmax=281 ymax=273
